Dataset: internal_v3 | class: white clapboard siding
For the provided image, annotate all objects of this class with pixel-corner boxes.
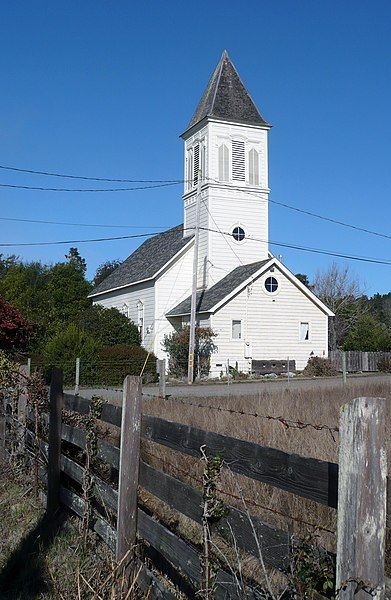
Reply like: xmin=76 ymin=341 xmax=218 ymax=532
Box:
xmin=154 ymin=244 xmax=194 ymax=360
xmin=210 ymin=265 xmax=329 ymax=373
xmin=93 ymin=281 xmax=155 ymax=349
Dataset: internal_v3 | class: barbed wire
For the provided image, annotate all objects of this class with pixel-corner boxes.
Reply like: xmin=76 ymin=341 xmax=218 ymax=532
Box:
xmin=142 ymin=448 xmax=336 ymax=535
xmin=142 ymin=395 xmax=339 ymax=441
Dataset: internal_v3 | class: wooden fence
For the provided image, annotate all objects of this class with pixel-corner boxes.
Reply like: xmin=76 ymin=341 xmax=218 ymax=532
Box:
xmin=0 ymin=369 xmax=388 ymax=599
xmin=330 ymin=350 xmax=391 ymax=373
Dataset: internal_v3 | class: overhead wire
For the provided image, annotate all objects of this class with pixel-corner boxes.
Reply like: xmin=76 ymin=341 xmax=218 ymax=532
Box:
xmin=0 ymin=162 xmax=183 ymax=183
xmin=0 ymin=181 xmax=181 ymax=192
xmin=0 ymin=216 xmax=170 ymax=229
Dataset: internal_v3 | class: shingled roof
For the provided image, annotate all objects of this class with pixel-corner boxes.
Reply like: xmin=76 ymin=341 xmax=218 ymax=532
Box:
xmin=184 ymin=50 xmax=269 ymax=133
xmin=90 ymin=225 xmax=193 ymax=296
xmin=166 ymin=259 xmax=270 ymax=316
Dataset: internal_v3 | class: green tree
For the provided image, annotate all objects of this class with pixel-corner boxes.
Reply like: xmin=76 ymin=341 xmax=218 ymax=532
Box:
xmin=163 ymin=327 xmax=217 ymax=379
xmin=295 ymin=273 xmax=311 ymax=288
xmin=0 ymin=254 xmax=20 ymax=280
xmin=79 ymin=305 xmax=140 ymax=346
xmin=93 ymin=259 xmax=122 ymax=287
xmin=343 ymin=314 xmax=391 ymax=351
xmin=368 ymin=293 xmax=391 ymax=328
xmin=43 ymin=324 xmax=101 ymax=385
xmin=65 ymin=247 xmax=87 ymax=274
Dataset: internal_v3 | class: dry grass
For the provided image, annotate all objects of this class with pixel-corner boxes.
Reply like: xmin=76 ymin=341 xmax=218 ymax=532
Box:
xmin=141 ymin=378 xmax=391 ymax=563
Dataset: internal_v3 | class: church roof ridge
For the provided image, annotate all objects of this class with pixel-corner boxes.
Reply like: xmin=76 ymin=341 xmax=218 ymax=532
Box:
xmin=183 ymin=51 xmax=270 ymax=135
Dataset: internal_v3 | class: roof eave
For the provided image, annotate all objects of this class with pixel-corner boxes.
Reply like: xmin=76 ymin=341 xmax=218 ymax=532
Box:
xmin=180 ymin=115 xmax=271 ymax=139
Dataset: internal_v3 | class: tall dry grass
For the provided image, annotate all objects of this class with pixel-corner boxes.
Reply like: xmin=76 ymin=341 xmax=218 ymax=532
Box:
xmin=141 ymin=378 xmax=391 ymax=562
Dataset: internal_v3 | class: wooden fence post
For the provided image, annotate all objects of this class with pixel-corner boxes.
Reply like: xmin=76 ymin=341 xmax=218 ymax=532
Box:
xmin=342 ymin=352 xmax=347 ymax=385
xmin=0 ymin=396 xmax=6 ymax=458
xmin=116 ymin=375 xmax=142 ymax=572
xmin=17 ymin=365 xmax=28 ymax=452
xmin=46 ymin=368 xmax=63 ymax=517
xmin=75 ymin=357 xmax=80 ymax=396
xmin=157 ymin=359 xmax=166 ymax=398
xmin=336 ymin=397 xmax=387 ymax=599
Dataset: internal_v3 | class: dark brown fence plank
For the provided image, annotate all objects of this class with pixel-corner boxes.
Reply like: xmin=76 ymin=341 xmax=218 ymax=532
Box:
xmin=47 ymin=368 xmax=63 ymax=516
xmin=61 ymin=422 xmax=120 ymax=469
xmin=140 ymin=461 xmax=289 ymax=570
xmin=63 ymin=393 xmax=122 ymax=428
xmin=136 ymin=559 xmax=177 ymax=600
xmin=141 ymin=415 xmax=338 ymax=508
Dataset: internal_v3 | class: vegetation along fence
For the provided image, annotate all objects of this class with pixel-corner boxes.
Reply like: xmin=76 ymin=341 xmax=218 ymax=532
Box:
xmin=0 ymin=367 xmax=389 ymax=599
xmin=330 ymin=350 xmax=391 ymax=372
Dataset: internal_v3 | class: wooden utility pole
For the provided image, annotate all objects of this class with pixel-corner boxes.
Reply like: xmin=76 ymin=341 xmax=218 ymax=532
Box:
xmin=187 ymin=169 xmax=202 ymax=385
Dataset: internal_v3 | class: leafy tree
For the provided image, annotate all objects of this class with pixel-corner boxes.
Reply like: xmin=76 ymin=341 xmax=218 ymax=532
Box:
xmin=163 ymin=327 xmax=217 ymax=379
xmin=0 ymin=296 xmax=33 ymax=352
xmin=343 ymin=314 xmax=391 ymax=351
xmin=0 ymin=254 xmax=20 ymax=280
xmin=65 ymin=247 xmax=87 ymax=274
xmin=79 ymin=305 xmax=140 ymax=346
xmin=312 ymin=262 xmax=367 ymax=349
xmin=93 ymin=259 xmax=122 ymax=287
xmin=295 ymin=273 xmax=311 ymax=288
xmin=368 ymin=293 xmax=391 ymax=328
xmin=43 ymin=324 xmax=101 ymax=385
xmin=45 ymin=262 xmax=92 ymax=332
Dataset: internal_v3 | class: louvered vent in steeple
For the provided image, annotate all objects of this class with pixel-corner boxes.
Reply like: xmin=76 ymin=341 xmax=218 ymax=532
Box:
xmin=193 ymin=144 xmax=200 ymax=185
xmin=232 ymin=140 xmax=245 ymax=181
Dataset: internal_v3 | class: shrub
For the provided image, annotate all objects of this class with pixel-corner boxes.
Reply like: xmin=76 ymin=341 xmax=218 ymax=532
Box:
xmin=162 ymin=327 xmax=217 ymax=380
xmin=43 ymin=324 xmax=101 ymax=385
xmin=343 ymin=314 xmax=391 ymax=351
xmin=378 ymin=357 xmax=391 ymax=373
xmin=97 ymin=344 xmax=158 ymax=385
xmin=79 ymin=305 xmax=140 ymax=347
xmin=0 ymin=295 xmax=33 ymax=353
xmin=302 ymin=356 xmax=338 ymax=377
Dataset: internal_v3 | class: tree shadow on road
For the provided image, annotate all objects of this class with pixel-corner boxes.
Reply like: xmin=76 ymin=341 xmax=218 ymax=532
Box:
xmin=0 ymin=509 xmax=68 ymax=599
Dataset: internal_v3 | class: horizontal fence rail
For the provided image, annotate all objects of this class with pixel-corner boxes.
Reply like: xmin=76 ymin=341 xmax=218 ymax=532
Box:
xmin=2 ymin=368 xmax=388 ymax=599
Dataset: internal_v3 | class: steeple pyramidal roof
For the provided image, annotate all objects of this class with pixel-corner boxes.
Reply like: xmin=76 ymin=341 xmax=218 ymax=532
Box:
xmin=185 ymin=50 xmax=269 ymax=133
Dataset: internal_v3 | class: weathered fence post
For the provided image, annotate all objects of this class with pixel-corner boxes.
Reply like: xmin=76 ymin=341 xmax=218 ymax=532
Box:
xmin=74 ymin=357 xmax=80 ymax=396
xmin=46 ymin=368 xmax=63 ymax=517
xmin=342 ymin=351 xmax=347 ymax=385
xmin=336 ymin=397 xmax=387 ymax=599
xmin=116 ymin=375 xmax=142 ymax=575
xmin=0 ymin=396 xmax=6 ymax=458
xmin=157 ymin=359 xmax=166 ymax=398
xmin=17 ymin=365 xmax=28 ymax=452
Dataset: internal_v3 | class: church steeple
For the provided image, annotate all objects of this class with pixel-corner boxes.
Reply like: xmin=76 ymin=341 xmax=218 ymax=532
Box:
xmin=182 ymin=52 xmax=271 ymax=289
xmin=183 ymin=50 xmax=270 ymax=135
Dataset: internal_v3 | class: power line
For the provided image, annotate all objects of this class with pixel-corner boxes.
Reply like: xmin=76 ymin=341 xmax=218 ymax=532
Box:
xmin=207 ymin=177 xmax=391 ymax=242
xmin=1 ymin=225 xmax=391 ymax=266
xmin=0 ymin=162 xmax=183 ymax=184
xmin=198 ymin=226 xmax=391 ymax=266
xmin=0 ymin=231 xmax=161 ymax=247
xmin=0 ymin=181 xmax=181 ymax=192
xmin=0 ymin=216 xmax=170 ymax=229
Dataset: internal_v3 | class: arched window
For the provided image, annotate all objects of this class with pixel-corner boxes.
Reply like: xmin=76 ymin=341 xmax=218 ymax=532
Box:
xmin=218 ymin=144 xmax=229 ymax=182
xmin=249 ymin=148 xmax=259 ymax=186
xmin=137 ymin=300 xmax=144 ymax=341
xmin=121 ymin=303 xmax=129 ymax=318
xmin=187 ymin=148 xmax=193 ymax=191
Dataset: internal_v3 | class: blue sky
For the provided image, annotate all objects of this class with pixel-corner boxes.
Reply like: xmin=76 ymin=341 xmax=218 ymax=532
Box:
xmin=1 ymin=1 xmax=390 ymax=295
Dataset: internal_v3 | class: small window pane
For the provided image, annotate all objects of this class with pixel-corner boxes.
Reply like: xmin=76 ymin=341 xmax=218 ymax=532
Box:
xmin=232 ymin=320 xmax=242 ymax=340
xmin=265 ymin=276 xmax=278 ymax=293
xmin=218 ymin=144 xmax=229 ymax=181
xmin=300 ymin=322 xmax=309 ymax=341
xmin=249 ymin=148 xmax=259 ymax=186
xmin=232 ymin=226 xmax=245 ymax=241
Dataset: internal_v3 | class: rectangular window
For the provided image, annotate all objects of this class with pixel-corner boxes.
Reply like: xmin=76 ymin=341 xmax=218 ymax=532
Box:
xmin=200 ymin=141 xmax=206 ymax=181
xmin=299 ymin=322 xmax=309 ymax=341
xmin=187 ymin=148 xmax=193 ymax=191
xmin=232 ymin=140 xmax=245 ymax=181
xmin=232 ymin=319 xmax=242 ymax=340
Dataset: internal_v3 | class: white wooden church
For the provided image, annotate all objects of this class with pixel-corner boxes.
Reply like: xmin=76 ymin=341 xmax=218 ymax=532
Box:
xmin=90 ymin=51 xmax=333 ymax=375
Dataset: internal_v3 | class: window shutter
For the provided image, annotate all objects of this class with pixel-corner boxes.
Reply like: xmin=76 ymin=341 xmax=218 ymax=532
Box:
xmin=232 ymin=140 xmax=245 ymax=181
xmin=187 ymin=149 xmax=193 ymax=191
xmin=218 ymin=144 xmax=229 ymax=181
xmin=193 ymin=144 xmax=200 ymax=185
xmin=249 ymin=148 xmax=259 ymax=186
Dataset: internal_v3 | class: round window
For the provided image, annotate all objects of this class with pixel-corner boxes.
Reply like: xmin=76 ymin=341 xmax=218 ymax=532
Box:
xmin=264 ymin=276 xmax=278 ymax=293
xmin=232 ymin=226 xmax=245 ymax=242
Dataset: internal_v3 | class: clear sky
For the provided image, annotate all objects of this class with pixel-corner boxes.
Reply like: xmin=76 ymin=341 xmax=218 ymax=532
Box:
xmin=1 ymin=1 xmax=390 ymax=295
